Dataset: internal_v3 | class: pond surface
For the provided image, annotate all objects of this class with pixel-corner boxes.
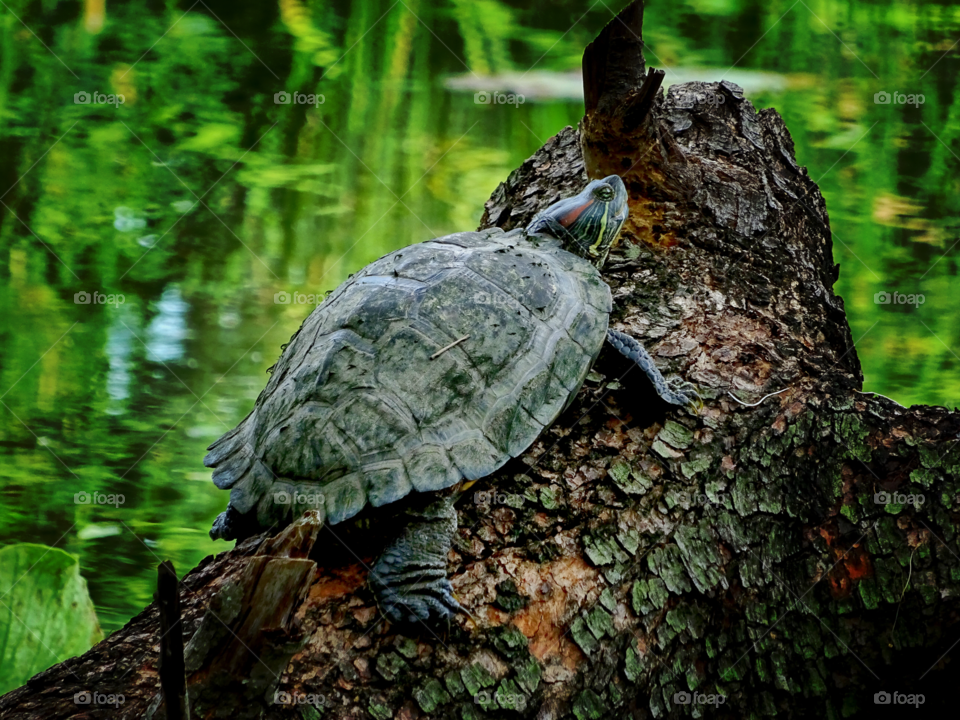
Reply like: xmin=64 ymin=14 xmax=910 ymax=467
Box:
xmin=1 ymin=0 xmax=958 ymax=637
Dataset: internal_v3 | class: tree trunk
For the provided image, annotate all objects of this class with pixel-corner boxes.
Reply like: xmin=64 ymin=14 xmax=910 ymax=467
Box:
xmin=4 ymin=2 xmax=960 ymax=718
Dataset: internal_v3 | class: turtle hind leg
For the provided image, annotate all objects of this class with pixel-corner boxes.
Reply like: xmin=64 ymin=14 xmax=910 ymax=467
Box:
xmin=606 ymin=329 xmax=702 ymax=410
xmin=209 ymin=504 xmax=263 ymax=541
xmin=369 ymin=496 xmax=462 ymax=625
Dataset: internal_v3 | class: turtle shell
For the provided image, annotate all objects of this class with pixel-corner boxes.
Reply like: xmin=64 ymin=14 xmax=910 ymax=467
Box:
xmin=205 ymin=227 xmax=612 ymax=537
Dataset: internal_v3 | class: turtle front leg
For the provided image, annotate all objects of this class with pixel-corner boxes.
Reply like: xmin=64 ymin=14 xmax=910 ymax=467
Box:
xmin=607 ymin=329 xmax=702 ymax=410
xmin=369 ymin=495 xmax=462 ymax=625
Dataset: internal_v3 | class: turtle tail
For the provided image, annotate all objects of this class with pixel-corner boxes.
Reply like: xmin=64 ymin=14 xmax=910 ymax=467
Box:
xmin=204 ymin=414 xmax=276 ymax=541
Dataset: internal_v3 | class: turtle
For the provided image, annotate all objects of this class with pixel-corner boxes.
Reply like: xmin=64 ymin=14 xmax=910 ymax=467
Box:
xmin=204 ymin=174 xmax=699 ymax=624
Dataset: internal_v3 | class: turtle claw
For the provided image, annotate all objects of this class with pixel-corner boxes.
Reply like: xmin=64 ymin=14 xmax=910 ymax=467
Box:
xmin=375 ymin=575 xmax=464 ymax=627
xmin=663 ymin=378 xmax=703 ymax=413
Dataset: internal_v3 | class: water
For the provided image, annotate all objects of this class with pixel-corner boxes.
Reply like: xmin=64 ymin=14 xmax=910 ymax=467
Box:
xmin=0 ymin=0 xmax=957 ymax=636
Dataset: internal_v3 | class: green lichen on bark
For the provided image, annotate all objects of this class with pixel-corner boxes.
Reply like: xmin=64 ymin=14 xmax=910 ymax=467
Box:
xmin=515 ymin=656 xmax=542 ymax=695
xmin=494 ymin=580 xmax=528 ymax=613
xmin=297 ymin=705 xmax=322 ymax=720
xmin=658 ymin=420 xmax=694 ymax=449
xmin=539 ymin=485 xmax=561 ymax=509
xmin=580 ymin=396 xmax=949 ymax=716
xmin=572 ymin=689 xmax=607 ymax=719
xmin=674 ymin=522 xmax=725 ymax=592
xmin=367 ymin=702 xmax=392 ymax=720
xmin=571 ymin=616 xmax=600 ymax=655
xmin=492 ymin=624 xmax=529 ymax=658
xmin=585 ymin=605 xmax=614 ymax=639
xmin=414 ymin=679 xmax=451 ymax=713
xmin=394 ymin=636 xmax=418 ymax=659
xmin=444 ymin=669 xmax=467 ymax=698
xmin=460 ymin=662 xmax=497 ymax=697
xmin=681 ymin=455 xmax=712 ymax=478
xmin=496 ymin=679 xmax=527 ymax=711
xmin=647 ymin=544 xmax=692 ymax=594
xmin=375 ymin=652 xmax=408 ymax=681
xmin=625 ymin=644 xmax=644 ymax=682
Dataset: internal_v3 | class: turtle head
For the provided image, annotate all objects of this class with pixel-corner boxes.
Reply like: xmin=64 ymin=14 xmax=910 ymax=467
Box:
xmin=526 ymin=175 xmax=628 ymax=267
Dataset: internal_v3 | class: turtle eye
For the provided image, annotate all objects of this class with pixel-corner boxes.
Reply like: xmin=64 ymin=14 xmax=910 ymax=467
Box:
xmin=595 ymin=185 xmax=614 ymax=201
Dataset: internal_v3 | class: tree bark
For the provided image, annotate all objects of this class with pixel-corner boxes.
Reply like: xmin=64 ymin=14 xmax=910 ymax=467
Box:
xmin=4 ymin=2 xmax=960 ymax=718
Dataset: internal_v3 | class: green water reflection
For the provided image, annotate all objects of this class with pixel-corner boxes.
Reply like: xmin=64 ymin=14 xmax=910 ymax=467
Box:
xmin=0 ymin=0 xmax=958 ymax=638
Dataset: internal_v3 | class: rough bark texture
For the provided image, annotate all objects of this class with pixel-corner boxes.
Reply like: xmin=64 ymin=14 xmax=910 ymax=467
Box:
xmin=3 ymin=2 xmax=960 ymax=719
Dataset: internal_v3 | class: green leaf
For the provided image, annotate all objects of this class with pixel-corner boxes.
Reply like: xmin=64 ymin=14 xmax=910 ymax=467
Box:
xmin=176 ymin=123 xmax=241 ymax=154
xmin=0 ymin=543 xmax=103 ymax=694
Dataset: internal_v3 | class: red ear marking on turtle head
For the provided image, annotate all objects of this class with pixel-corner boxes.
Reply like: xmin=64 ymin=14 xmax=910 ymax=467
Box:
xmin=558 ymin=199 xmax=594 ymax=227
